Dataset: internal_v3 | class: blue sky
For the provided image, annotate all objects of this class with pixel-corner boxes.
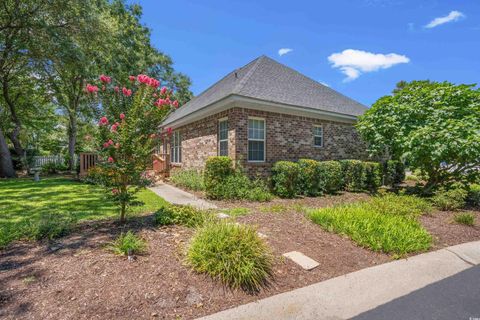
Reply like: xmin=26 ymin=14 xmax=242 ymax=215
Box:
xmin=132 ymin=0 xmax=479 ymax=106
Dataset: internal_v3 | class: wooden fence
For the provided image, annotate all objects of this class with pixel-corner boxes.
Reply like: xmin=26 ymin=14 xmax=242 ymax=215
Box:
xmin=79 ymin=153 xmax=98 ymax=177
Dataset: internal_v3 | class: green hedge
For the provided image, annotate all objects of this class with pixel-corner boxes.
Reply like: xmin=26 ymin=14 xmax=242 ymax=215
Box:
xmin=340 ymin=160 xmax=365 ymax=192
xmin=271 ymin=161 xmax=300 ymax=198
xmin=298 ymin=159 xmax=325 ymax=197
xmin=204 ymin=156 xmax=234 ymax=199
xmin=318 ymin=161 xmax=343 ymax=194
xmin=363 ymin=162 xmax=382 ymax=192
xmin=383 ymin=160 xmax=406 ymax=187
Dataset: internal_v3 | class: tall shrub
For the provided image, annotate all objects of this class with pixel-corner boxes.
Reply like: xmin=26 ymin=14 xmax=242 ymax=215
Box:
xmin=86 ymin=74 xmax=179 ymax=222
xmin=204 ymin=156 xmax=234 ymax=199
xmin=271 ymin=161 xmax=300 ymax=198
xmin=318 ymin=161 xmax=343 ymax=194
xmin=298 ymin=159 xmax=325 ymax=196
xmin=383 ymin=160 xmax=406 ymax=187
xmin=363 ymin=162 xmax=382 ymax=193
xmin=340 ymin=160 xmax=365 ymax=192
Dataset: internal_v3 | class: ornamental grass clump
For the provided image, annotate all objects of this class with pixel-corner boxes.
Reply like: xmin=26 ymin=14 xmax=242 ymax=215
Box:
xmin=186 ymin=222 xmax=274 ymax=293
xmin=453 ymin=213 xmax=475 ymax=226
xmin=170 ymin=169 xmax=205 ymax=191
xmin=155 ymin=204 xmax=214 ymax=228
xmin=432 ymin=188 xmax=468 ymax=211
xmin=109 ymin=231 xmax=147 ymax=256
xmin=85 ymin=74 xmax=180 ymax=222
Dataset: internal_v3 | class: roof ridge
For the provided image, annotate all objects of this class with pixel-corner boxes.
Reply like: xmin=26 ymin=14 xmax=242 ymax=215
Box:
xmin=232 ymin=55 xmax=265 ymax=94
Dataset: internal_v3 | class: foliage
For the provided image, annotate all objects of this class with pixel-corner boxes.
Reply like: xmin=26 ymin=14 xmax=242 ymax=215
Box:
xmin=0 ymin=177 xmax=166 ymax=248
xmin=431 ymin=188 xmax=468 ymax=211
xmin=340 ymin=160 xmax=365 ymax=192
xmin=186 ymin=222 xmax=274 ymax=292
xmin=170 ymin=169 xmax=205 ymax=191
xmin=224 ymin=207 xmax=250 ymax=217
xmin=87 ymin=74 xmax=178 ymax=222
xmin=467 ymin=184 xmax=480 ymax=207
xmin=41 ymin=162 xmax=68 ymax=175
xmin=204 ymin=156 xmax=234 ymax=198
xmin=20 ymin=214 xmax=75 ymax=241
xmin=298 ymin=159 xmax=325 ymax=197
xmin=363 ymin=162 xmax=382 ymax=193
xmin=155 ymin=205 xmax=214 ymax=228
xmin=453 ymin=213 xmax=475 ymax=226
xmin=383 ymin=160 xmax=406 ymax=187
xmin=318 ymin=161 xmax=343 ymax=194
xmin=309 ymin=195 xmax=433 ymax=255
xmin=271 ymin=161 xmax=300 ymax=198
xmin=108 ymin=231 xmax=147 ymax=256
xmin=357 ymin=81 xmax=480 ymax=192
xmin=367 ymin=194 xmax=432 ymax=218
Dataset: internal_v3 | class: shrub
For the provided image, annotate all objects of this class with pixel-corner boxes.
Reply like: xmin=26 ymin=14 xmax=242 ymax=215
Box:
xmin=467 ymin=184 xmax=480 ymax=207
xmin=363 ymin=162 xmax=382 ymax=193
xmin=383 ymin=160 xmax=406 ymax=187
xmin=432 ymin=188 xmax=468 ymax=211
xmin=206 ymin=172 xmax=272 ymax=201
xmin=367 ymin=194 xmax=432 ymax=218
xmin=340 ymin=160 xmax=365 ymax=192
xmin=204 ymin=156 xmax=234 ymax=198
xmin=41 ymin=162 xmax=68 ymax=175
xmin=298 ymin=159 xmax=325 ymax=196
xmin=309 ymin=195 xmax=432 ymax=255
xmin=271 ymin=161 xmax=300 ymax=198
xmin=170 ymin=169 xmax=205 ymax=191
xmin=109 ymin=231 xmax=147 ymax=256
xmin=453 ymin=213 xmax=475 ymax=226
xmin=318 ymin=161 xmax=343 ymax=194
xmin=155 ymin=204 xmax=214 ymax=228
xmin=20 ymin=214 xmax=75 ymax=241
xmin=186 ymin=222 xmax=274 ymax=292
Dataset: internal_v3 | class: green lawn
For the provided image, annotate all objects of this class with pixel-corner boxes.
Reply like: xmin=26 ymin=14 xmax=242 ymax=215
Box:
xmin=0 ymin=177 xmax=168 ymax=248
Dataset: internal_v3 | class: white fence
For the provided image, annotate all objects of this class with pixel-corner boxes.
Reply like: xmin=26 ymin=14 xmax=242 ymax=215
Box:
xmin=30 ymin=155 xmax=79 ymax=169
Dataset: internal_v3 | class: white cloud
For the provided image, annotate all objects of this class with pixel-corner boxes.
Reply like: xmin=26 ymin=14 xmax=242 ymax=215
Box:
xmin=328 ymin=49 xmax=410 ymax=82
xmin=425 ymin=11 xmax=465 ymax=28
xmin=278 ymin=48 xmax=293 ymax=56
xmin=320 ymin=81 xmax=330 ymax=87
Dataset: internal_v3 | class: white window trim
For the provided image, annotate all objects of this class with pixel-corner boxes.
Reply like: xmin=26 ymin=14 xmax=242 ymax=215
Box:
xmin=171 ymin=131 xmax=182 ymax=163
xmin=247 ymin=117 xmax=266 ymax=163
xmin=218 ymin=117 xmax=228 ymax=156
xmin=313 ymin=125 xmax=324 ymax=148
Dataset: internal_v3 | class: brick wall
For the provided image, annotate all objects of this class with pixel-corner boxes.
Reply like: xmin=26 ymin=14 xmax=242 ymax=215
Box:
xmin=164 ymin=106 xmax=366 ymax=177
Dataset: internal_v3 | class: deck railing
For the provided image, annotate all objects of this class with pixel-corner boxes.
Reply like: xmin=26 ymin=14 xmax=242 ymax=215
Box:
xmin=79 ymin=153 xmax=98 ymax=177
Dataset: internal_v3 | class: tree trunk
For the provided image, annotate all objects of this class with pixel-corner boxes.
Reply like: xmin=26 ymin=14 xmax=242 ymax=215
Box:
xmin=67 ymin=114 xmax=77 ymax=171
xmin=0 ymin=127 xmax=16 ymax=178
xmin=120 ymin=202 xmax=126 ymax=223
xmin=8 ymin=127 xmax=25 ymax=165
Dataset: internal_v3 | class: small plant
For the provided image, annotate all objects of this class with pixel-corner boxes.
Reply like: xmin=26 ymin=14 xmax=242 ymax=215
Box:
xmin=224 ymin=207 xmax=250 ymax=217
xmin=259 ymin=204 xmax=288 ymax=214
xmin=109 ymin=231 xmax=147 ymax=256
xmin=467 ymin=184 xmax=480 ymax=207
xmin=298 ymin=159 xmax=325 ymax=196
xmin=170 ymin=169 xmax=205 ymax=191
xmin=186 ymin=222 xmax=274 ymax=292
xmin=21 ymin=214 xmax=75 ymax=241
xmin=41 ymin=161 xmax=68 ymax=175
xmin=318 ymin=160 xmax=343 ymax=194
xmin=155 ymin=204 xmax=214 ymax=228
xmin=453 ymin=213 xmax=475 ymax=226
xmin=432 ymin=188 xmax=468 ymax=211
xmin=271 ymin=161 xmax=300 ymax=198
xmin=367 ymin=194 xmax=432 ymax=218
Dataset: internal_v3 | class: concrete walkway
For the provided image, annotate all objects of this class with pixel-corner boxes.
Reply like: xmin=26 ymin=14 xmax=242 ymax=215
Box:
xmin=198 ymin=241 xmax=480 ymax=320
xmin=149 ymin=183 xmax=217 ymax=210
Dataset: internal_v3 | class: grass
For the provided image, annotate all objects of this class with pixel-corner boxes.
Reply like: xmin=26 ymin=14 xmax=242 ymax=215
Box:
xmin=224 ymin=207 xmax=250 ymax=217
xmin=309 ymin=194 xmax=433 ymax=255
xmin=155 ymin=204 xmax=215 ymax=228
xmin=0 ymin=177 xmax=168 ymax=248
xmin=186 ymin=222 xmax=274 ymax=292
xmin=170 ymin=169 xmax=205 ymax=191
xmin=108 ymin=231 xmax=147 ymax=256
xmin=453 ymin=213 xmax=475 ymax=226
xmin=259 ymin=204 xmax=289 ymax=214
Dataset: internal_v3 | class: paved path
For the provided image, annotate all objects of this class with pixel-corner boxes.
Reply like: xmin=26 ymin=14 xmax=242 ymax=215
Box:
xmin=198 ymin=241 xmax=480 ymax=320
xmin=149 ymin=183 xmax=217 ymax=210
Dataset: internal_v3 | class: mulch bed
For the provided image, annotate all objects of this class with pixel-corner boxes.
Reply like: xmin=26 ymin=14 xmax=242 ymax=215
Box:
xmin=1 ymin=193 xmax=479 ymax=320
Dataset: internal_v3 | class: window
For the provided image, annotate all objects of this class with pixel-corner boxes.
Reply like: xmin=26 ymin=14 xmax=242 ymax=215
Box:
xmin=218 ymin=119 xmax=228 ymax=156
xmin=248 ymin=118 xmax=265 ymax=162
xmin=171 ymin=131 xmax=182 ymax=163
xmin=314 ymin=125 xmax=323 ymax=147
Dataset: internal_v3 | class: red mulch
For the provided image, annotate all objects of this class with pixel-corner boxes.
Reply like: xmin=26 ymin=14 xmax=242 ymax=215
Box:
xmin=1 ymin=193 xmax=479 ymax=320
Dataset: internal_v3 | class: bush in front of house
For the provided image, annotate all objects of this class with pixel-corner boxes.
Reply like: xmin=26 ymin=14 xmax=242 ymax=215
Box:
xmin=431 ymin=187 xmax=468 ymax=211
xmin=298 ymin=159 xmax=326 ymax=197
xmin=186 ymin=222 xmax=274 ymax=292
xmin=271 ymin=161 xmax=300 ymax=198
xmin=155 ymin=204 xmax=214 ymax=228
xmin=467 ymin=184 xmax=480 ymax=207
xmin=170 ymin=169 xmax=205 ymax=191
xmin=383 ymin=160 xmax=406 ymax=187
xmin=340 ymin=159 xmax=365 ymax=192
xmin=108 ymin=231 xmax=147 ymax=256
xmin=317 ymin=160 xmax=343 ymax=194
xmin=363 ymin=162 xmax=382 ymax=193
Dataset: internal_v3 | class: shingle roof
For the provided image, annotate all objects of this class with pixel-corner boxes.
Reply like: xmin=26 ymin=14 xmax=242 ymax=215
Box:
xmin=163 ymin=55 xmax=367 ymax=125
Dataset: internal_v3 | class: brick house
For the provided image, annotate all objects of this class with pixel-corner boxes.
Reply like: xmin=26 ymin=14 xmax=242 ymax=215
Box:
xmin=159 ymin=55 xmax=368 ymax=177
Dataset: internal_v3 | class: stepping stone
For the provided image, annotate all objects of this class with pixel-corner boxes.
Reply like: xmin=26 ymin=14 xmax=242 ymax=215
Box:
xmin=282 ymin=251 xmax=319 ymax=270
xmin=217 ymin=212 xmax=230 ymax=219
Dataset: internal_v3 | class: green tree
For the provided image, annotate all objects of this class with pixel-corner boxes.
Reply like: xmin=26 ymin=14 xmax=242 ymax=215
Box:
xmin=357 ymin=81 xmax=480 ymax=192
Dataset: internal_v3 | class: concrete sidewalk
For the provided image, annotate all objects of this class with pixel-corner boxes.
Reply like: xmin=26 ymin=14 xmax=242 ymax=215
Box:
xmin=149 ymin=183 xmax=217 ymax=210
xmin=198 ymin=241 xmax=480 ymax=320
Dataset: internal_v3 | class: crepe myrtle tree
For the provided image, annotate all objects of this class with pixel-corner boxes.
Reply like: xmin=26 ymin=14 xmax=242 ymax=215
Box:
xmin=357 ymin=81 xmax=480 ymax=193
xmin=86 ymin=74 xmax=179 ymax=222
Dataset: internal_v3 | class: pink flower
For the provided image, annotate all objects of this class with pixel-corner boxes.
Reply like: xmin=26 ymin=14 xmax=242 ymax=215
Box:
xmin=112 ymin=188 xmax=119 ymax=194
xmin=99 ymin=116 xmax=109 ymax=126
xmin=103 ymin=142 xmax=109 ymax=148
xmin=99 ymin=74 xmax=111 ymax=83
xmin=129 ymin=75 xmax=136 ymax=82
xmin=153 ymin=159 xmax=159 ymax=165
xmin=160 ymin=87 xmax=167 ymax=95
xmin=111 ymin=124 xmax=118 ymax=132
xmin=122 ymin=87 xmax=132 ymax=97
xmin=108 ymin=139 xmax=114 ymax=145
xmin=166 ymin=127 xmax=173 ymax=135
xmin=153 ymin=93 xmax=157 ymax=98
xmin=149 ymin=78 xmax=160 ymax=88
xmin=119 ymin=113 xmax=125 ymax=120
xmin=114 ymin=86 xmax=119 ymax=92
xmin=154 ymin=98 xmax=166 ymax=108
xmin=165 ymin=97 xmax=171 ymax=105
xmin=172 ymin=100 xmax=179 ymax=108
xmin=108 ymin=156 xmax=114 ymax=163
xmin=86 ymin=84 xmax=99 ymax=93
